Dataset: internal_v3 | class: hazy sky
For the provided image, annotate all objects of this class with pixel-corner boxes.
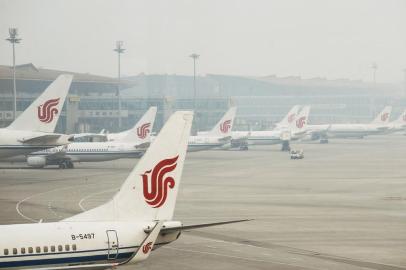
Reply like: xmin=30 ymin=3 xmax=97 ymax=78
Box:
xmin=0 ymin=0 xmax=405 ymax=83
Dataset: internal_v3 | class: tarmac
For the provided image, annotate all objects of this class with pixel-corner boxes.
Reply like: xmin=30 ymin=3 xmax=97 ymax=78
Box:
xmin=0 ymin=135 xmax=406 ymax=270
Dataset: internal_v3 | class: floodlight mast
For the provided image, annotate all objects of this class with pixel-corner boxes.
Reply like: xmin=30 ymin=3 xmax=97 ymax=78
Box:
xmin=189 ymin=53 xmax=199 ymax=111
xmin=114 ymin=41 xmax=125 ymax=130
xmin=6 ymin=28 xmax=21 ymax=121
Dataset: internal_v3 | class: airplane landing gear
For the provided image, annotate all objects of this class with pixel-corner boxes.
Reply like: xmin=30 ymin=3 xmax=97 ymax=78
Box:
xmin=59 ymin=160 xmax=74 ymax=169
xmin=281 ymin=141 xmax=291 ymax=152
xmin=67 ymin=161 xmax=74 ymax=169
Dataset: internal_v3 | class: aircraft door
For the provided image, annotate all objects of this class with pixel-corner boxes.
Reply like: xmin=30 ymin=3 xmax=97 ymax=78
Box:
xmin=106 ymin=230 xmax=119 ymax=260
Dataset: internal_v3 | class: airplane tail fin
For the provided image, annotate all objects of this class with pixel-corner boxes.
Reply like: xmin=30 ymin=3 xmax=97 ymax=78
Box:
xmin=372 ymin=106 xmax=392 ymax=125
xmin=394 ymin=109 xmax=406 ymax=124
xmin=290 ymin=105 xmax=310 ymax=133
xmin=275 ymin=105 xmax=300 ymax=128
xmin=8 ymin=74 xmax=73 ymax=133
xmin=118 ymin=107 xmax=157 ymax=144
xmin=207 ymin=107 xmax=237 ymax=137
xmin=66 ymin=111 xmax=193 ymax=222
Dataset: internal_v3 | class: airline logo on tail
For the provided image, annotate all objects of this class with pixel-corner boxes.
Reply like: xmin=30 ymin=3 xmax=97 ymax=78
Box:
xmin=142 ymin=242 xmax=153 ymax=254
xmin=288 ymin=114 xmax=296 ymax=123
xmin=137 ymin=123 xmax=151 ymax=139
xmin=37 ymin=98 xmax=60 ymax=123
xmin=296 ymin=116 xmax=306 ymax=128
xmin=142 ymin=156 xmax=179 ymax=208
xmin=220 ymin=120 xmax=232 ymax=133
xmin=381 ymin=113 xmax=389 ymax=122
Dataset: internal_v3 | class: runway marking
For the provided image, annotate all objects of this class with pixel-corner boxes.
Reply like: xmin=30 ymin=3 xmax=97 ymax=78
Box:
xmin=16 ymin=186 xmax=77 ymax=223
xmin=164 ymin=246 xmax=312 ymax=269
xmin=15 ymin=183 xmax=114 ymax=222
xmin=78 ymin=188 xmax=118 ymax=212
xmin=187 ymin=233 xmax=406 ymax=270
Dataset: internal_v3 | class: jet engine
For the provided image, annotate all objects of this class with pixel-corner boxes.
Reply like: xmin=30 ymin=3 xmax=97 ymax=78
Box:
xmin=27 ymin=156 xmax=47 ymax=168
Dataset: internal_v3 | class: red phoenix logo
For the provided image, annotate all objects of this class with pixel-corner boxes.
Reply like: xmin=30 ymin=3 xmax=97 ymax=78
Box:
xmin=220 ymin=120 xmax=231 ymax=133
xmin=287 ymin=114 xmax=295 ymax=123
xmin=142 ymin=156 xmax=178 ymax=208
xmin=37 ymin=98 xmax=60 ymax=123
xmin=296 ymin=117 xmax=306 ymax=129
xmin=381 ymin=113 xmax=389 ymax=122
xmin=137 ymin=123 xmax=151 ymax=139
xmin=142 ymin=242 xmax=153 ymax=254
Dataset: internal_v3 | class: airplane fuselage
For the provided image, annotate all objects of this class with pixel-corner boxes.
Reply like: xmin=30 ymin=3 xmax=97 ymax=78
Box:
xmin=232 ymin=130 xmax=288 ymax=145
xmin=327 ymin=124 xmax=389 ymax=138
xmin=0 ymin=221 xmax=175 ymax=269
xmin=187 ymin=135 xmax=229 ymax=152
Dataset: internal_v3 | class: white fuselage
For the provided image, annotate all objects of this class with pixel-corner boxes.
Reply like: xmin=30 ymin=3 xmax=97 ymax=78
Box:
xmin=187 ymin=135 xmax=228 ymax=152
xmin=30 ymin=142 xmax=144 ymax=164
xmin=386 ymin=122 xmax=406 ymax=133
xmin=232 ymin=129 xmax=293 ymax=145
xmin=327 ymin=124 xmax=389 ymax=138
xmin=0 ymin=221 xmax=176 ymax=269
xmin=0 ymin=129 xmax=69 ymax=160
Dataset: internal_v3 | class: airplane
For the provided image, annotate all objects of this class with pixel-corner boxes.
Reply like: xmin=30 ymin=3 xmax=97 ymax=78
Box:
xmin=0 ymin=111 xmax=248 ymax=269
xmin=231 ymin=106 xmax=311 ymax=151
xmin=22 ymin=107 xmax=157 ymax=168
xmin=188 ymin=107 xmax=237 ymax=152
xmin=326 ymin=106 xmax=392 ymax=139
xmin=386 ymin=109 xmax=406 ymax=133
xmin=0 ymin=74 xmax=74 ymax=160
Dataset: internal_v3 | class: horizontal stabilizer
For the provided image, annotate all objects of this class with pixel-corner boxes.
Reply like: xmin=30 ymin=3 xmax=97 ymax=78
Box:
xmin=161 ymin=219 xmax=251 ymax=233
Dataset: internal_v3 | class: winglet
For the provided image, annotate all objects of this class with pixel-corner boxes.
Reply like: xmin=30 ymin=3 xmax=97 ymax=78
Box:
xmin=127 ymin=221 xmax=164 ymax=263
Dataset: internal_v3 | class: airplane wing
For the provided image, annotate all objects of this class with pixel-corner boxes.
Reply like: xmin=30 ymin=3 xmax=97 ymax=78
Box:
xmin=161 ymin=219 xmax=251 ymax=233
xmin=19 ymin=134 xmax=64 ymax=144
xmin=218 ymin=135 xmax=232 ymax=142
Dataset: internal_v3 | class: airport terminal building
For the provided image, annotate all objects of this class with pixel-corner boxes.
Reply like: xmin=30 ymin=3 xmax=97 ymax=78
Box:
xmin=0 ymin=63 xmax=405 ymax=134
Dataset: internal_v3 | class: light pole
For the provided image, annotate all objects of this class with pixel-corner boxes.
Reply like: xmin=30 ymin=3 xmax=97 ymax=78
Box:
xmin=372 ymin=62 xmax=377 ymax=85
xmin=114 ymin=41 xmax=125 ymax=130
xmin=189 ymin=53 xmax=199 ymax=110
xmin=6 ymin=28 xmax=21 ymax=121
xmin=370 ymin=62 xmax=378 ymax=118
xmin=403 ymin=68 xmax=406 ymax=96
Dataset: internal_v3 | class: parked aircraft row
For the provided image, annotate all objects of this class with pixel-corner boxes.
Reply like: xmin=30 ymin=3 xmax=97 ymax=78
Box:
xmin=1 ymin=75 xmax=405 ymax=168
xmin=0 ymin=75 xmax=405 ymax=269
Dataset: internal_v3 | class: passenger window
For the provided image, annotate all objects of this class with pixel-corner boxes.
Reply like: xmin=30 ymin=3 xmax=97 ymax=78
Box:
xmin=36 ymin=247 xmax=41 ymax=253
xmin=13 ymin=248 xmax=17 ymax=255
xmin=51 ymin=246 xmax=55 ymax=252
xmin=3 ymin=249 xmax=8 ymax=256
xmin=21 ymin=247 xmax=25 ymax=254
xmin=65 ymin=245 xmax=70 ymax=251
xmin=43 ymin=246 xmax=48 ymax=253
xmin=29 ymin=247 xmax=33 ymax=254
xmin=58 ymin=245 xmax=63 ymax=252
xmin=72 ymin=244 xmax=77 ymax=251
